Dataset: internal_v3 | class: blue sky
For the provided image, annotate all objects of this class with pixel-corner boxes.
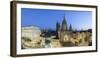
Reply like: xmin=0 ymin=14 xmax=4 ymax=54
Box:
xmin=21 ymin=8 xmax=92 ymax=30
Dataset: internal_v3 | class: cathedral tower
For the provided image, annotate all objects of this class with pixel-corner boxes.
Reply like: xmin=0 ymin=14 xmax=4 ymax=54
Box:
xmin=56 ymin=22 xmax=60 ymax=39
xmin=61 ymin=16 xmax=67 ymax=31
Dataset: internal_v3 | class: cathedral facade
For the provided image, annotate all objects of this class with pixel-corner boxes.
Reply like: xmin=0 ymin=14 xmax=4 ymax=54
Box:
xmin=56 ymin=16 xmax=92 ymax=47
xmin=56 ymin=16 xmax=74 ymax=46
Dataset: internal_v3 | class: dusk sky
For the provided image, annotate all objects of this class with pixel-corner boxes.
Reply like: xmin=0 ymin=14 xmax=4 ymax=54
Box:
xmin=21 ymin=8 xmax=92 ymax=30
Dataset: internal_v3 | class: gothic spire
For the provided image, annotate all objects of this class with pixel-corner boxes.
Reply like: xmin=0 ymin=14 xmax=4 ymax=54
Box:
xmin=69 ymin=24 xmax=73 ymax=31
xmin=61 ymin=15 xmax=67 ymax=31
xmin=56 ymin=21 xmax=60 ymax=32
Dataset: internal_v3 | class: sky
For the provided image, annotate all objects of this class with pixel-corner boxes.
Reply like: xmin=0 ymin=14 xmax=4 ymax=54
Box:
xmin=21 ymin=8 xmax=92 ymax=30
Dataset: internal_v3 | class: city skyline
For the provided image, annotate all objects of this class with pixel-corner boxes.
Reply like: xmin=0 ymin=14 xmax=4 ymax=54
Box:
xmin=21 ymin=8 xmax=92 ymax=30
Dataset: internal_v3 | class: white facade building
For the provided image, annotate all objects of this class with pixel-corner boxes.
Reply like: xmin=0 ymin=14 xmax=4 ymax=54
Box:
xmin=22 ymin=26 xmax=41 ymax=39
xmin=21 ymin=26 xmax=45 ymax=48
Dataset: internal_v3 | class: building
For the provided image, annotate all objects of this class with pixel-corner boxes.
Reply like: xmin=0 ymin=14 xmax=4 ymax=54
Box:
xmin=22 ymin=26 xmax=41 ymax=39
xmin=56 ymin=16 xmax=92 ymax=47
xmin=21 ymin=26 xmax=45 ymax=49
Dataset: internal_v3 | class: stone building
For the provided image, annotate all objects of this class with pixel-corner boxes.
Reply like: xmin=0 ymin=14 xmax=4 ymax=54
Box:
xmin=56 ymin=16 xmax=74 ymax=47
xmin=21 ymin=26 xmax=45 ymax=49
xmin=56 ymin=16 xmax=92 ymax=47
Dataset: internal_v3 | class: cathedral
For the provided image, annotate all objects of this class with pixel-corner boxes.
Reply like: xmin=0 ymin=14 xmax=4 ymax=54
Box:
xmin=56 ymin=16 xmax=74 ymax=46
xmin=56 ymin=16 xmax=92 ymax=47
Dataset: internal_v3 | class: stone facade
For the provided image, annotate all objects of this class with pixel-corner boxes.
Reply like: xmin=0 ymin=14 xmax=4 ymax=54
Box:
xmin=21 ymin=26 xmax=45 ymax=49
xmin=56 ymin=16 xmax=92 ymax=47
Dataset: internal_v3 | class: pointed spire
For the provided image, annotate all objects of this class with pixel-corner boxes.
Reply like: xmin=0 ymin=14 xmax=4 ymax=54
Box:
xmin=56 ymin=21 xmax=60 ymax=39
xmin=56 ymin=21 xmax=60 ymax=32
xmin=61 ymin=15 xmax=67 ymax=31
xmin=69 ymin=24 xmax=73 ymax=31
